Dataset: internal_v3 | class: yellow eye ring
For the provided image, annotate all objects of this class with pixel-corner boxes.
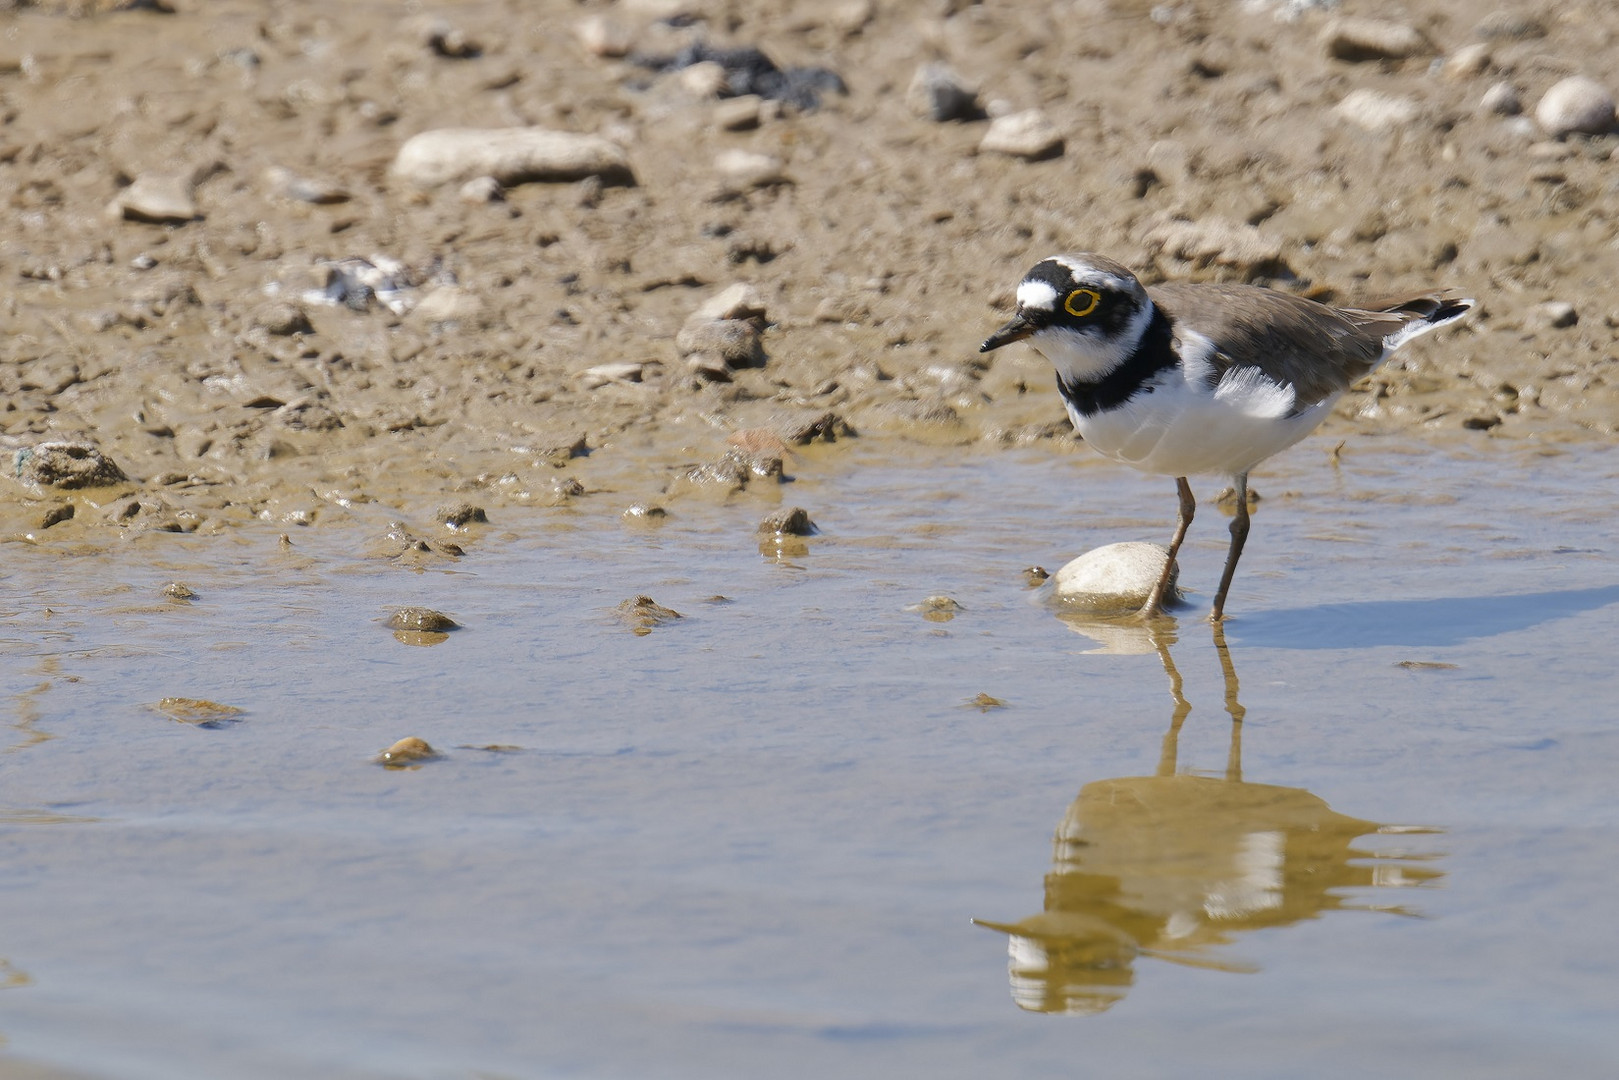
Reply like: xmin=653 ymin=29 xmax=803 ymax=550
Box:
xmin=1064 ymin=288 xmax=1101 ymax=318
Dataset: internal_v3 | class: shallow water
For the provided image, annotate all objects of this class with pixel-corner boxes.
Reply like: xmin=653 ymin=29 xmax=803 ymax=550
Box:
xmin=2 ymin=435 xmax=1617 ymax=1079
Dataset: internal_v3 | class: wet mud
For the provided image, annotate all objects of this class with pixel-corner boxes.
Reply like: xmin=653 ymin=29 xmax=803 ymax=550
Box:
xmin=3 ymin=0 xmax=1617 ymax=542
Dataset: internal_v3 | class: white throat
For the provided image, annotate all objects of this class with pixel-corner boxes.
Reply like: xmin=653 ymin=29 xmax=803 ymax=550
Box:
xmin=1030 ymin=297 xmax=1154 ymax=385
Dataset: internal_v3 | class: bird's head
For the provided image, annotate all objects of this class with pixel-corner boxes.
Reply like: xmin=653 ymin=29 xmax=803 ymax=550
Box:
xmin=981 ymin=254 xmax=1153 ymax=382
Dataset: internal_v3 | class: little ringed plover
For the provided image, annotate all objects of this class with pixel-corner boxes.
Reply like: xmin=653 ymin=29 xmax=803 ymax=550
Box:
xmin=981 ymin=253 xmax=1473 ymax=621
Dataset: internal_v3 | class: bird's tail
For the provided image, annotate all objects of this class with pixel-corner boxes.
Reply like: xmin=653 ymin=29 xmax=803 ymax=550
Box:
xmin=1355 ymin=293 xmax=1475 ymax=352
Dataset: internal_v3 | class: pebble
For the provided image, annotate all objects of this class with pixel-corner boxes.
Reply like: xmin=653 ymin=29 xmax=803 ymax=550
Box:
xmin=1321 ymin=17 xmax=1428 ymax=62
xmin=1479 ymin=82 xmax=1522 ymax=117
xmin=410 ymin=285 xmax=483 ymax=325
xmin=377 ymin=737 xmax=441 ymax=766
xmin=714 ymin=96 xmax=763 ymax=131
xmin=1334 ymin=88 xmax=1422 ymax=132
xmin=622 ymin=503 xmax=667 ymax=523
xmin=906 ymin=62 xmax=980 ymax=122
xmin=676 ymin=318 xmax=764 ymax=369
xmin=694 ymin=282 xmax=767 ymax=323
xmin=152 ymin=698 xmax=245 ymax=727
xmin=263 ymin=165 xmax=349 ymax=204
xmin=678 ymin=61 xmax=729 ymax=98
xmin=390 ymin=127 xmax=635 ymax=189
xmin=40 ymin=503 xmax=75 ymax=529
xmin=1473 ymin=11 xmax=1545 ymax=41
xmin=433 ymin=502 xmax=487 ymax=528
xmin=581 ymin=362 xmax=645 ymax=389
xmin=616 ymin=595 xmax=682 ymax=635
xmin=407 ymin=15 xmax=481 ymax=59
xmin=575 ymin=15 xmax=631 ymax=58
xmin=385 ymin=607 xmax=459 ymax=632
xmin=979 ymin=109 xmax=1063 ymax=160
xmin=9 ymin=441 xmax=128 ymax=492
xmin=1535 ymin=76 xmax=1616 ymax=138
xmin=758 ymin=507 xmax=817 ymax=536
xmin=911 ymin=596 xmax=963 ymax=623
xmin=458 ymin=175 xmax=505 ymax=203
xmin=1051 ymin=542 xmax=1176 ymax=613
xmin=162 ymin=581 xmax=198 ymax=601
xmin=1527 ymin=301 xmax=1578 ymax=331
xmin=108 ymin=172 xmax=198 ymax=223
xmin=1442 ymin=42 xmax=1492 ymax=81
xmin=251 ymin=301 xmax=313 ymax=336
xmin=714 ymin=149 xmax=785 ymax=188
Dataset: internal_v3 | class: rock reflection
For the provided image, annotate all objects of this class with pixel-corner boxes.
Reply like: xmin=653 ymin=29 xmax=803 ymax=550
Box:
xmin=975 ymin=626 xmax=1444 ymax=1015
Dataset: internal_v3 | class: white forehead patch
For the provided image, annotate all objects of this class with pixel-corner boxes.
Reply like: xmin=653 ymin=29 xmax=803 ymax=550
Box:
xmin=1016 ymin=280 xmax=1060 ymax=311
xmin=1050 ymin=254 xmax=1138 ymax=296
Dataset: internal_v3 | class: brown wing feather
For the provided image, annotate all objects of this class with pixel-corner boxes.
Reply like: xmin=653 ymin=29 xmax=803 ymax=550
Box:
xmin=1147 ymin=282 xmax=1424 ymax=406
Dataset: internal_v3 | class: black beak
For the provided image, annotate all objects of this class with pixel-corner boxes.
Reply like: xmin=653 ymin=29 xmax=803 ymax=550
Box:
xmin=980 ymin=311 xmax=1036 ymax=353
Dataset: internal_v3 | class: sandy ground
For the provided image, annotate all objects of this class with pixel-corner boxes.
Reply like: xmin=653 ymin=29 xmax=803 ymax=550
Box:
xmin=1 ymin=0 xmax=1615 ymax=538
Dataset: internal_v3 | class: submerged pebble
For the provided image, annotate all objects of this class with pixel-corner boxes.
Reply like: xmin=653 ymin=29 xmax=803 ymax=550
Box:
xmin=151 ymin=697 xmax=244 ymax=727
xmin=162 ymin=582 xmax=198 ymax=601
xmin=911 ymin=595 xmax=963 ymax=622
xmin=757 ymin=507 xmax=817 ymax=536
xmin=386 ymin=607 xmax=459 ymax=632
xmin=617 ymin=595 xmax=682 ymax=635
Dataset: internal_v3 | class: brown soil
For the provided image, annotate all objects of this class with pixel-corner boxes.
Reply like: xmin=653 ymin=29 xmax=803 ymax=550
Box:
xmin=2 ymin=0 xmax=1614 ymax=538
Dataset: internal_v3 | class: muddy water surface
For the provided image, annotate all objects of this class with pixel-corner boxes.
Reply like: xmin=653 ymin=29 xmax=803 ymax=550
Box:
xmin=1 ymin=436 xmax=1617 ymax=1079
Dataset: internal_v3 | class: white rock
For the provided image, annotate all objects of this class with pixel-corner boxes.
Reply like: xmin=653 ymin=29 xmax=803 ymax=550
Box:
xmin=109 ymin=172 xmax=198 ymax=223
xmin=1479 ymin=82 xmax=1522 ymax=117
xmin=1321 ymin=16 xmax=1428 ymax=61
xmin=1334 ymin=88 xmax=1421 ymax=132
xmin=390 ymin=127 xmax=635 ymax=188
xmin=580 ymin=362 xmax=646 ymax=389
xmin=458 ymin=175 xmax=504 ymax=203
xmin=714 ymin=149 xmax=784 ymax=187
xmin=1442 ymin=42 xmax=1492 ymax=81
xmin=1527 ymin=301 xmax=1577 ymax=331
xmin=694 ymin=283 xmax=767 ymax=323
xmin=678 ymin=61 xmax=728 ymax=98
xmin=1052 ymin=542 xmax=1176 ymax=611
xmin=1535 ymin=76 xmax=1616 ymax=138
xmin=714 ymin=95 xmax=763 ymax=131
xmin=979 ymin=109 xmax=1063 ymax=160
xmin=575 ymin=15 xmax=631 ymax=58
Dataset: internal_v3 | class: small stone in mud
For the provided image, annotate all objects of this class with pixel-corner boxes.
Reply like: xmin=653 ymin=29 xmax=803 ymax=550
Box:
xmin=390 ymin=127 xmax=636 ymax=189
xmin=409 ymin=15 xmax=481 ymax=59
xmin=386 ymin=607 xmax=459 ymax=632
xmin=1479 ymin=82 xmax=1522 ymax=117
xmin=458 ymin=175 xmax=505 ymax=203
xmin=1022 ymin=566 xmax=1050 ymax=587
xmin=40 ymin=503 xmax=75 ymax=529
xmin=377 ymin=736 xmax=442 ymax=767
xmin=694 ymin=282 xmax=768 ymax=323
xmin=1442 ymin=42 xmax=1492 ymax=81
xmin=251 ymin=301 xmax=313 ymax=336
xmin=1397 ymin=660 xmax=1460 ymax=671
xmin=1321 ymin=17 xmax=1429 ymax=62
xmin=714 ymin=149 xmax=786 ymax=189
xmin=622 ymin=503 xmax=668 ymax=523
xmin=576 ymin=15 xmax=631 ymax=58
xmin=684 ymin=448 xmax=785 ymax=488
xmin=263 ymin=165 xmax=350 ymax=205
xmin=11 ymin=442 xmax=128 ymax=492
xmin=1335 ymin=89 xmax=1421 ymax=132
xmin=1052 ymin=543 xmax=1176 ymax=613
xmin=758 ymin=507 xmax=817 ymax=536
xmin=434 ymin=502 xmax=487 ymax=529
xmin=162 ymin=582 xmax=198 ymax=601
xmin=1527 ymin=301 xmax=1578 ymax=331
xmin=151 ymin=697 xmax=244 ymax=727
xmin=967 ymin=692 xmax=1007 ymax=712
xmin=581 ymin=362 xmax=645 ymax=389
xmin=551 ymin=477 xmax=586 ymax=502
xmin=109 ymin=172 xmax=198 ymax=223
xmin=617 ymin=595 xmax=682 ymax=635
xmin=714 ymin=95 xmax=763 ymax=131
xmin=979 ymin=109 xmax=1063 ymax=160
xmin=1535 ymin=76 xmax=1616 ymax=138
xmin=911 ymin=595 xmax=963 ymax=623
xmin=907 ymin=62 xmax=981 ymax=122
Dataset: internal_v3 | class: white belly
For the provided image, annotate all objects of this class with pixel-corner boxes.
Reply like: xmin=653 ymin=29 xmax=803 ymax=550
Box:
xmin=1069 ymin=366 xmax=1336 ymax=478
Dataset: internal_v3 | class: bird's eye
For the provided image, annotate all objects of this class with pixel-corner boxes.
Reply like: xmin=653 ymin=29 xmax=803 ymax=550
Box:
xmin=1064 ymin=288 xmax=1101 ymax=318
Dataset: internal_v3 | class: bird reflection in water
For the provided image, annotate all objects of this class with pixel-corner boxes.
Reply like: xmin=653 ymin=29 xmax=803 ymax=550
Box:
xmin=974 ymin=624 xmax=1444 ymax=1015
